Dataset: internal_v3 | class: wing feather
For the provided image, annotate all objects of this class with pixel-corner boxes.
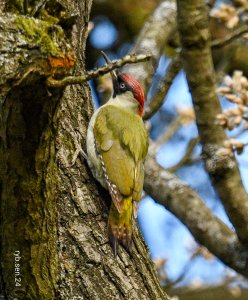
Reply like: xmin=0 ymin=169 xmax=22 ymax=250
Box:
xmin=94 ymin=105 xmax=148 ymax=212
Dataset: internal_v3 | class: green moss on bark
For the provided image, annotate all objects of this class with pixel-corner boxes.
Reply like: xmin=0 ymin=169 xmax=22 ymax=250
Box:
xmin=16 ymin=16 xmax=63 ymax=56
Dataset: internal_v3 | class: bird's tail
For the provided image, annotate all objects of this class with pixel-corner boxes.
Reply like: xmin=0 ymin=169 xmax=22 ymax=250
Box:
xmin=108 ymin=196 xmax=133 ymax=256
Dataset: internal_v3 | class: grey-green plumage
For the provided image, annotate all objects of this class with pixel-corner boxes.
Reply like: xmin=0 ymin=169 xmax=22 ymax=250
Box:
xmin=94 ymin=105 xmax=148 ymax=205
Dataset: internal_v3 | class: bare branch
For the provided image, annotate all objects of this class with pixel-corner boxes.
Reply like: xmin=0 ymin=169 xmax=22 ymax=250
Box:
xmin=212 ymin=25 xmax=248 ymax=49
xmin=144 ymin=151 xmax=248 ymax=277
xmin=143 ymin=56 xmax=181 ymax=120
xmin=165 ymin=246 xmax=207 ymax=288
xmin=177 ymin=0 xmax=248 ymax=245
xmin=124 ymin=0 xmax=177 ymax=91
xmin=167 ymin=137 xmax=199 ymax=172
xmin=149 ymin=117 xmax=182 ymax=156
xmin=47 ymin=53 xmax=151 ymax=88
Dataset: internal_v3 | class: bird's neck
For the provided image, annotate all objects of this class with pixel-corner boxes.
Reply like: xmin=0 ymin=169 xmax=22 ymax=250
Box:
xmin=106 ymin=92 xmax=142 ymax=116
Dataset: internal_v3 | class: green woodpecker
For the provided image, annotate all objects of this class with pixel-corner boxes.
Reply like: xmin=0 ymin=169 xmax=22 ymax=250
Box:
xmin=86 ymin=53 xmax=148 ymax=255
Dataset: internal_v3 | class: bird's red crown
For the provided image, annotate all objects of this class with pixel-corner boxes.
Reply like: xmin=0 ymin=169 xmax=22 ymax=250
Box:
xmin=119 ymin=73 xmax=145 ymax=116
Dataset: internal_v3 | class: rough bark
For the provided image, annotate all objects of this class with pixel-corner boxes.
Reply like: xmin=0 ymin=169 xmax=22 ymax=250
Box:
xmin=177 ymin=0 xmax=248 ymax=246
xmin=0 ymin=2 xmax=168 ymax=300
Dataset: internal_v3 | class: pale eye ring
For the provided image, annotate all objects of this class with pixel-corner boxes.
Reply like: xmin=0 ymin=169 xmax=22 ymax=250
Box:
xmin=120 ymin=83 xmax=126 ymax=89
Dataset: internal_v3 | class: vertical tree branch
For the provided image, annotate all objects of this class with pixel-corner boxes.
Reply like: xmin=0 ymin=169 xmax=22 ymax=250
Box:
xmin=125 ymin=0 xmax=177 ymax=91
xmin=177 ymin=0 xmax=248 ymax=245
xmin=143 ymin=56 xmax=181 ymax=120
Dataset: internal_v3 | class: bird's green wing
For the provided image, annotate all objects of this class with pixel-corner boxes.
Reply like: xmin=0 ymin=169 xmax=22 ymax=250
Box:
xmin=93 ymin=105 xmax=148 ymax=213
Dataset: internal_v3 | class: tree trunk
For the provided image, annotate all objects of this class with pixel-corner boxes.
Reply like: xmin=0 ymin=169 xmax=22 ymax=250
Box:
xmin=0 ymin=1 xmax=168 ymax=299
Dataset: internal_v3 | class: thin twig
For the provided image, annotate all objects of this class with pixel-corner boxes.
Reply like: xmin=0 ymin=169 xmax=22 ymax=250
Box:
xmin=156 ymin=117 xmax=181 ymax=148
xmin=124 ymin=1 xmax=177 ymax=91
xmin=149 ymin=117 xmax=182 ymax=157
xmin=165 ymin=248 xmax=200 ymax=289
xmin=47 ymin=53 xmax=151 ymax=88
xmin=143 ymin=56 xmax=181 ymax=120
xmin=212 ymin=25 xmax=248 ymax=49
xmin=230 ymin=125 xmax=248 ymax=139
xmin=167 ymin=137 xmax=199 ymax=173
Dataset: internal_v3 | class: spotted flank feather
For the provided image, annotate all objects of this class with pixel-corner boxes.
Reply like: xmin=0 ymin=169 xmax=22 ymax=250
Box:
xmin=98 ymin=153 xmax=124 ymax=213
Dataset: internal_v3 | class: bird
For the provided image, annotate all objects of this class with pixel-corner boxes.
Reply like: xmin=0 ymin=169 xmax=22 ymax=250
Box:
xmin=86 ymin=52 xmax=148 ymax=256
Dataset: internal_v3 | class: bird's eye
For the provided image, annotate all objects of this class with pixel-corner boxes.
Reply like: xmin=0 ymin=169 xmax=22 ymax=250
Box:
xmin=120 ymin=82 xmax=126 ymax=89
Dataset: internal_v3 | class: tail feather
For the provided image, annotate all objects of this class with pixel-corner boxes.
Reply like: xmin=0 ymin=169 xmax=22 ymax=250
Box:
xmin=108 ymin=196 xmax=133 ymax=256
xmin=109 ymin=230 xmax=119 ymax=257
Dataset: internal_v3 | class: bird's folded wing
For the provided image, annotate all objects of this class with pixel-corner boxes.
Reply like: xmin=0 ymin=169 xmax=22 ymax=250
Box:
xmin=93 ymin=105 xmax=148 ymax=213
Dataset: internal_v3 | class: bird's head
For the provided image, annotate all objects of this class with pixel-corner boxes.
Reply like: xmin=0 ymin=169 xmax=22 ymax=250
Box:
xmin=102 ymin=52 xmax=145 ymax=117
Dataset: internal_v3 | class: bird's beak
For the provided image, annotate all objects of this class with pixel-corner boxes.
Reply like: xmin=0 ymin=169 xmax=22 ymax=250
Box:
xmin=101 ymin=51 xmax=119 ymax=97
